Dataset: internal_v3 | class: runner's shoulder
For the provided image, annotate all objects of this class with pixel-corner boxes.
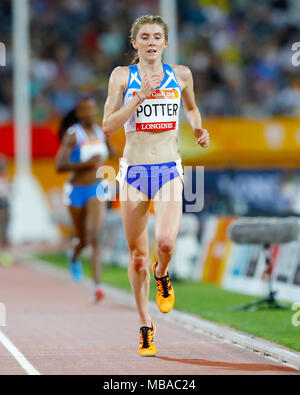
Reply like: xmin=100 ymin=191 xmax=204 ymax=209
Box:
xmin=110 ymin=66 xmax=129 ymax=83
xmin=171 ymin=65 xmax=192 ymax=83
xmin=109 ymin=66 xmax=129 ymax=93
xmin=62 ymin=126 xmax=77 ymax=147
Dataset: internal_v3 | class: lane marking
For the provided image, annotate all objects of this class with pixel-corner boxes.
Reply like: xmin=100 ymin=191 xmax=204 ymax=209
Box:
xmin=0 ymin=329 xmax=40 ymax=375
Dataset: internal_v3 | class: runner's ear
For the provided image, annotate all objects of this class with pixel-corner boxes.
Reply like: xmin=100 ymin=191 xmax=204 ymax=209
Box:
xmin=131 ymin=39 xmax=137 ymax=50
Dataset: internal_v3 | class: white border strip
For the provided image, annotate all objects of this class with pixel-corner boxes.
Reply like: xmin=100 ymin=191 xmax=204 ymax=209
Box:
xmin=0 ymin=329 xmax=40 ymax=375
xmin=20 ymin=255 xmax=300 ymax=372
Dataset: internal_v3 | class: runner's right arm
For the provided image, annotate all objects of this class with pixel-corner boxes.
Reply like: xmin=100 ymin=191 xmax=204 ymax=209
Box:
xmin=102 ymin=67 xmax=160 ymax=137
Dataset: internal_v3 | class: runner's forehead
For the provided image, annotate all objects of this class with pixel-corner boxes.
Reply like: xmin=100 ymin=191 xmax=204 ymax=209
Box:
xmin=137 ymin=24 xmax=165 ymax=37
xmin=78 ymin=99 xmax=97 ymax=111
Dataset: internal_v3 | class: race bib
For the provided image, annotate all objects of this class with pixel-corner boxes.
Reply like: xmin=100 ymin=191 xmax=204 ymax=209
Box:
xmin=134 ymin=89 xmax=180 ymax=132
xmin=80 ymin=139 xmax=109 ymax=162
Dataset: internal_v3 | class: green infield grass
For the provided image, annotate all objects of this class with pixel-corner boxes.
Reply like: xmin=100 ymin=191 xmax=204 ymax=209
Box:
xmin=36 ymin=252 xmax=300 ymax=352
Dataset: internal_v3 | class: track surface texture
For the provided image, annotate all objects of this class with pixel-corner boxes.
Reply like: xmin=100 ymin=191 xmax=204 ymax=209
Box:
xmin=0 ymin=262 xmax=299 ymax=375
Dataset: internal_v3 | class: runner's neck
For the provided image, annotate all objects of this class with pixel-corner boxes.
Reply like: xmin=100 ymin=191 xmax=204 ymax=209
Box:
xmin=137 ymin=60 xmax=164 ymax=77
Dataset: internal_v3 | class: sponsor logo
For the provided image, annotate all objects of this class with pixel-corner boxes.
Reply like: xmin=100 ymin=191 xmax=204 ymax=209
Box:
xmin=133 ymin=89 xmax=179 ymax=100
xmin=136 ymin=122 xmax=176 ymax=131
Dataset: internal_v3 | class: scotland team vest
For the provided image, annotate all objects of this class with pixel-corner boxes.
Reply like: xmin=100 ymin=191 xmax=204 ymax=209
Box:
xmin=123 ymin=64 xmax=181 ymax=133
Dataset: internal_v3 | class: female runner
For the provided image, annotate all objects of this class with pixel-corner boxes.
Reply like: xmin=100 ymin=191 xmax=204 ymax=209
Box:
xmin=103 ymin=15 xmax=209 ymax=355
xmin=56 ymin=96 xmax=112 ymax=302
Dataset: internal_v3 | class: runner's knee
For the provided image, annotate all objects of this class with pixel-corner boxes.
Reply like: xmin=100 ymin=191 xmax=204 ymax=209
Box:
xmin=156 ymin=236 xmax=175 ymax=255
xmin=130 ymin=250 xmax=148 ymax=273
xmin=86 ymin=230 xmax=100 ymax=246
xmin=75 ymin=237 xmax=87 ymax=250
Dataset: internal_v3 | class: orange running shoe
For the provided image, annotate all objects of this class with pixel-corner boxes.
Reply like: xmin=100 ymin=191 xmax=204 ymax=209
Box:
xmin=152 ymin=262 xmax=175 ymax=313
xmin=138 ymin=323 xmax=157 ymax=357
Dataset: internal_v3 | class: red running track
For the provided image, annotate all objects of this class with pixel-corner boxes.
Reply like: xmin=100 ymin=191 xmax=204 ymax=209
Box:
xmin=0 ymin=262 xmax=299 ymax=375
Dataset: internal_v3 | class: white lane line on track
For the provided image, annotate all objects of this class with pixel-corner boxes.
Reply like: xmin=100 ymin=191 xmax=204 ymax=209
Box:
xmin=0 ymin=329 xmax=40 ymax=375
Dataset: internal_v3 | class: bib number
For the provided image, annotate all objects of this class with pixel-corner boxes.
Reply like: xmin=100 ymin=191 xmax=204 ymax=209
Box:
xmin=80 ymin=140 xmax=109 ymax=162
xmin=134 ymin=89 xmax=180 ymax=132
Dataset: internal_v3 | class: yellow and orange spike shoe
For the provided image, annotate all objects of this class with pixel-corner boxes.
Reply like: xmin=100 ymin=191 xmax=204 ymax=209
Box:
xmin=152 ymin=262 xmax=175 ymax=314
xmin=138 ymin=323 xmax=157 ymax=357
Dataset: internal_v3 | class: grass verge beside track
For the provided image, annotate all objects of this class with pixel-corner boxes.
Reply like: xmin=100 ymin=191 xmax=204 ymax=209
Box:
xmin=37 ymin=253 xmax=300 ymax=352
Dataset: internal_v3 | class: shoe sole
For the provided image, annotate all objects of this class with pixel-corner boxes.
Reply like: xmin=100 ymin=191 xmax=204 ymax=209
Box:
xmin=90 ymin=295 xmax=105 ymax=303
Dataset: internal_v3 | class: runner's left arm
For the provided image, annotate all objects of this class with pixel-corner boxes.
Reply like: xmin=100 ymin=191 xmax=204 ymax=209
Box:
xmin=178 ymin=66 xmax=209 ymax=148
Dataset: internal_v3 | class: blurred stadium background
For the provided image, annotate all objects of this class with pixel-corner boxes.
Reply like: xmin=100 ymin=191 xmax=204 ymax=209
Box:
xmin=1 ymin=0 xmax=300 ymax=302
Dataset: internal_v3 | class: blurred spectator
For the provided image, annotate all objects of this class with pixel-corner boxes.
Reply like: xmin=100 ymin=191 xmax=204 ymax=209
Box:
xmin=178 ymin=0 xmax=300 ymax=117
xmin=0 ymin=0 xmax=299 ymax=121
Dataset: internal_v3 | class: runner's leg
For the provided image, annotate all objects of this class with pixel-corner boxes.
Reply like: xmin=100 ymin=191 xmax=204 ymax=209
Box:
xmin=153 ymin=177 xmax=183 ymax=277
xmin=85 ymin=198 xmax=106 ymax=285
xmin=68 ymin=205 xmax=86 ymax=262
xmin=121 ymin=184 xmax=152 ymax=327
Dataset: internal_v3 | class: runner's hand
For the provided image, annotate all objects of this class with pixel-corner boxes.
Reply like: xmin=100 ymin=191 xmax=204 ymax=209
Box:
xmin=151 ymin=74 xmax=163 ymax=89
xmin=139 ymin=73 xmax=162 ymax=100
xmin=194 ymin=128 xmax=209 ymax=148
xmin=85 ymin=155 xmax=103 ymax=168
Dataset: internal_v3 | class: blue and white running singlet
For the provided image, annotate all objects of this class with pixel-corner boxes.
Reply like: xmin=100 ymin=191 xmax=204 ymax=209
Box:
xmin=116 ymin=64 xmax=184 ymax=199
xmin=64 ymin=123 xmax=109 ymax=207
xmin=68 ymin=123 xmax=108 ymax=163
xmin=122 ymin=63 xmax=182 ymax=133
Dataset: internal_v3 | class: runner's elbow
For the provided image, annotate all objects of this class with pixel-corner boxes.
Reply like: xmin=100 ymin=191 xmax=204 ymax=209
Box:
xmin=56 ymin=161 xmax=67 ymax=173
xmin=56 ymin=166 xmax=64 ymax=173
xmin=102 ymin=122 xmax=114 ymax=138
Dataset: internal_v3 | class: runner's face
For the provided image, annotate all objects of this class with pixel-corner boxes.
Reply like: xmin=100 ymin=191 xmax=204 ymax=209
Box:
xmin=132 ymin=24 xmax=167 ymax=63
xmin=77 ymin=99 xmax=98 ymax=126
